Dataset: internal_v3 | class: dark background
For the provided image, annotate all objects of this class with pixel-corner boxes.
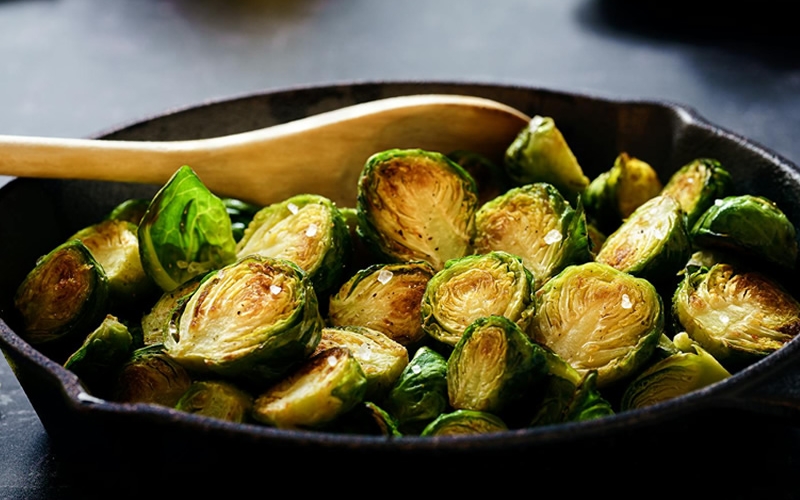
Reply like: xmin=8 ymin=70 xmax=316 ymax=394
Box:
xmin=2 ymin=1 xmax=800 ymax=497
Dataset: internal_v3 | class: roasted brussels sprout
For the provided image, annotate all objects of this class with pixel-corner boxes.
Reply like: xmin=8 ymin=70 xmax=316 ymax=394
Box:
xmin=691 ymin=195 xmax=798 ymax=271
xmin=314 ymin=326 xmax=408 ymax=399
xmin=174 ymin=380 xmax=254 ymax=423
xmin=327 ymin=261 xmax=435 ymax=346
xmin=530 ymin=262 xmax=664 ymax=387
xmin=382 ymin=346 xmax=449 ymax=434
xmin=621 ymin=333 xmax=730 ymax=410
xmin=473 ymin=182 xmax=591 ymax=285
xmin=138 ymin=165 xmax=237 ymax=292
xmin=14 ymin=240 xmax=109 ymax=352
xmin=420 ymin=409 xmax=508 ymax=436
xmin=69 ymin=219 xmax=157 ymax=307
xmin=447 ymin=315 xmax=546 ymax=414
xmin=356 ymin=148 xmax=479 ymax=270
xmin=448 ymin=149 xmax=511 ymax=205
xmin=504 ymin=115 xmax=589 ymax=202
xmin=113 ymin=344 xmax=192 ymax=407
xmin=164 ymin=255 xmax=323 ymax=385
xmin=420 ymin=251 xmax=536 ymax=347
xmin=63 ymin=314 xmax=133 ymax=396
xmin=235 ymin=193 xmax=351 ymax=294
xmin=140 ymin=274 xmax=204 ymax=346
xmin=673 ymin=263 xmax=800 ymax=368
xmin=595 ymin=194 xmax=691 ymax=283
xmin=660 ymin=158 xmax=732 ymax=228
xmin=529 ymin=350 xmax=614 ymax=426
xmin=583 ymin=152 xmax=662 ymax=231
xmin=251 ymin=347 xmax=368 ymax=429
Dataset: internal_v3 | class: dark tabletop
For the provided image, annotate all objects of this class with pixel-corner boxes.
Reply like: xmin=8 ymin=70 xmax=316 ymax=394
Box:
xmin=2 ymin=1 xmax=800 ymax=498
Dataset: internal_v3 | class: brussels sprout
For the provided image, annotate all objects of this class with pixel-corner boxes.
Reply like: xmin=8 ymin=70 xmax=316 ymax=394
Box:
xmin=595 ymin=195 xmax=691 ymax=283
xmin=673 ymin=263 xmax=800 ymax=368
xmin=223 ymin=197 xmax=262 ymax=242
xmin=530 ymin=262 xmax=664 ymax=387
xmin=382 ymin=346 xmax=449 ymax=434
xmin=174 ymin=380 xmax=254 ymax=423
xmin=421 ymin=251 xmax=536 ymax=347
xmin=106 ymin=198 xmax=150 ymax=225
xmin=448 ymin=149 xmax=511 ymax=205
xmin=420 ymin=409 xmax=508 ymax=436
xmin=621 ymin=336 xmax=730 ymax=411
xmin=504 ymin=115 xmax=589 ymax=202
xmin=14 ymin=240 xmax=109 ymax=351
xmin=356 ymin=148 xmax=479 ymax=271
xmin=235 ymin=193 xmax=351 ymax=294
xmin=447 ymin=315 xmax=546 ymax=414
xmin=165 ymin=255 xmax=323 ymax=385
xmin=661 ymin=158 xmax=732 ymax=228
xmin=69 ymin=219 xmax=157 ymax=307
xmin=583 ymin=152 xmax=663 ymax=231
xmin=327 ymin=261 xmax=435 ymax=346
xmin=63 ymin=314 xmax=134 ymax=397
xmin=324 ymin=401 xmax=402 ymax=437
xmin=140 ymin=274 xmax=204 ymax=346
xmin=529 ymin=350 xmax=614 ymax=426
xmin=113 ymin=344 xmax=192 ymax=407
xmin=252 ymin=347 xmax=368 ymax=429
xmin=138 ymin=165 xmax=237 ymax=292
xmin=691 ymin=195 xmax=798 ymax=271
xmin=473 ymin=183 xmax=592 ymax=285
xmin=314 ymin=326 xmax=408 ymax=399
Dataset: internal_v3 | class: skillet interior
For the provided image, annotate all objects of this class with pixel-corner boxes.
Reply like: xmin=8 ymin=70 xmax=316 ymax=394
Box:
xmin=2 ymin=81 xmax=800 ymax=482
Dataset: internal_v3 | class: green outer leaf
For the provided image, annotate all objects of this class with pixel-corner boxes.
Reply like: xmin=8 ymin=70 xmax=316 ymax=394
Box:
xmin=420 ymin=409 xmax=508 ymax=436
xmin=382 ymin=346 xmax=448 ymax=432
xmin=138 ymin=165 xmax=237 ymax=292
xmin=691 ymin=194 xmax=798 ymax=270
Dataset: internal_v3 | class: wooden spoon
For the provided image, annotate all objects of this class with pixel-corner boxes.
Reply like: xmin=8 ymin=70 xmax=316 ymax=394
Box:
xmin=0 ymin=94 xmax=531 ymax=207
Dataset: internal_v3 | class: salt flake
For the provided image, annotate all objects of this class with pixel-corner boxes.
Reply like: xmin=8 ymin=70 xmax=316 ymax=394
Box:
xmin=288 ymin=203 xmax=299 ymax=214
xmin=327 ymin=355 xmax=338 ymax=367
xmin=270 ymin=285 xmax=282 ymax=295
xmin=377 ymin=269 xmax=394 ymax=284
xmin=621 ymin=294 xmax=633 ymax=309
xmin=305 ymin=223 xmax=318 ymax=237
xmin=544 ymin=229 xmax=563 ymax=245
xmin=411 ymin=364 xmax=422 ymax=375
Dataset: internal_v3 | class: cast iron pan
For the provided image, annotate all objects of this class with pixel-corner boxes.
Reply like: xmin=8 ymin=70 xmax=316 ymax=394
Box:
xmin=2 ymin=82 xmax=800 ymax=490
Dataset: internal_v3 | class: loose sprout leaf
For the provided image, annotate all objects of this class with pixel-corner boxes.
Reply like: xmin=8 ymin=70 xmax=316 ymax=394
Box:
xmin=138 ymin=165 xmax=237 ymax=292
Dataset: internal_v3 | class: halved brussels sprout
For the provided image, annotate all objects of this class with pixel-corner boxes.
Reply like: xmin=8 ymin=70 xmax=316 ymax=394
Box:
xmin=420 ymin=409 xmax=508 ymax=436
xmin=140 ymin=274 xmax=204 ymax=346
xmin=673 ymin=263 xmax=800 ymax=368
xmin=69 ymin=219 xmax=157 ymax=306
xmin=530 ymin=262 xmax=664 ymax=387
xmin=356 ymin=148 xmax=479 ymax=270
xmin=314 ymin=326 xmax=408 ymax=399
xmin=420 ymin=251 xmax=536 ymax=347
xmin=661 ymin=158 xmax=732 ymax=228
xmin=327 ymin=261 xmax=435 ymax=346
xmin=691 ymin=195 xmax=798 ymax=271
xmin=504 ymin=115 xmax=589 ymax=203
xmin=448 ymin=149 xmax=511 ymax=205
xmin=63 ymin=314 xmax=133 ymax=397
xmin=595 ymin=195 xmax=691 ymax=283
xmin=251 ymin=347 xmax=368 ymax=429
xmin=382 ymin=346 xmax=449 ymax=435
xmin=174 ymin=380 xmax=254 ymax=423
xmin=235 ymin=193 xmax=351 ymax=294
xmin=473 ymin=182 xmax=591 ymax=285
xmin=113 ymin=344 xmax=192 ymax=407
xmin=621 ymin=334 xmax=730 ymax=410
xmin=138 ymin=165 xmax=237 ymax=292
xmin=14 ymin=239 xmax=109 ymax=351
xmin=447 ymin=315 xmax=546 ymax=414
xmin=164 ymin=255 xmax=323 ymax=385
xmin=583 ymin=152 xmax=663 ymax=231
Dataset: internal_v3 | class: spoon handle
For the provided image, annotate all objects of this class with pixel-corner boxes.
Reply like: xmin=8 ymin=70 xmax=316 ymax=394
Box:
xmin=0 ymin=95 xmax=531 ymax=206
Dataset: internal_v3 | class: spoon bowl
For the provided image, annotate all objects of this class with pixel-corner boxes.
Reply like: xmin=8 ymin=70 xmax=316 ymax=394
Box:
xmin=0 ymin=94 xmax=531 ymax=207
